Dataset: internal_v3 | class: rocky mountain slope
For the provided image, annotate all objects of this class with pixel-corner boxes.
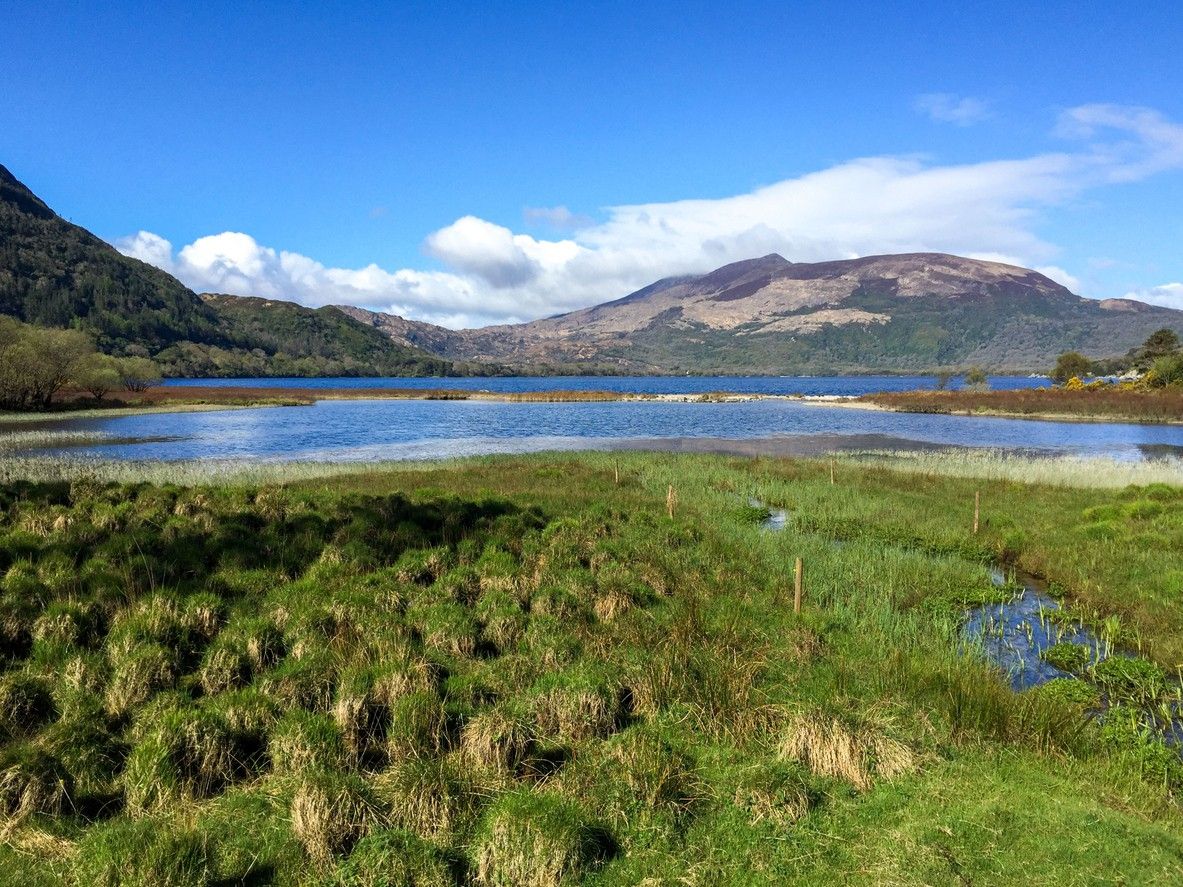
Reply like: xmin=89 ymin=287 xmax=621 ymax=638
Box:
xmin=345 ymin=253 xmax=1183 ymax=373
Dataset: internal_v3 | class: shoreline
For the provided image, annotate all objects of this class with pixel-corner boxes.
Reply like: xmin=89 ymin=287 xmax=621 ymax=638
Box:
xmin=2 ymin=385 xmax=1181 ymax=427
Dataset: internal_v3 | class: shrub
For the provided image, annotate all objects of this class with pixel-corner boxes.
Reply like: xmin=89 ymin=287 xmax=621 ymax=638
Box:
xmin=473 ymin=790 xmax=610 ymax=887
xmin=0 ymin=744 xmax=74 ymax=818
xmin=291 ymin=770 xmax=382 ymax=868
xmin=73 ymin=817 xmax=214 ymax=887
xmin=332 ymin=828 xmax=456 ymax=887
xmin=269 ymin=710 xmax=349 ymax=775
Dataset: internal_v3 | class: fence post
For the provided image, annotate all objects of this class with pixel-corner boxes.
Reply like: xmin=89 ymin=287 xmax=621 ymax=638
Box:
xmin=973 ymin=490 xmax=980 ymax=535
xmin=667 ymin=484 xmax=676 ymax=519
xmin=794 ymin=557 xmax=803 ymax=614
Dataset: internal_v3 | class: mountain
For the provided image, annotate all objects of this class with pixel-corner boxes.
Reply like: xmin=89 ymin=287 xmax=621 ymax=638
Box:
xmin=0 ymin=164 xmax=453 ymax=377
xmin=346 ymin=253 xmax=1183 ymax=373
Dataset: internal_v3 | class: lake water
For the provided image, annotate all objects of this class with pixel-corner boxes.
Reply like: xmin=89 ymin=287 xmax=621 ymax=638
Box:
xmin=163 ymin=374 xmax=1045 ymax=396
xmin=8 ymin=376 xmax=1183 ymax=462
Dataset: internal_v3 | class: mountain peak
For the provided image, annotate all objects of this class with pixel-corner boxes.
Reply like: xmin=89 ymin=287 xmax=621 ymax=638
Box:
xmin=0 ymin=163 xmax=56 ymax=220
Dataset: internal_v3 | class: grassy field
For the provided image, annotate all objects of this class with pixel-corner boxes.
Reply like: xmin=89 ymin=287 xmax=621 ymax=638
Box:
xmin=1 ymin=451 xmax=1182 ymax=884
xmin=861 ymin=387 xmax=1183 ymax=423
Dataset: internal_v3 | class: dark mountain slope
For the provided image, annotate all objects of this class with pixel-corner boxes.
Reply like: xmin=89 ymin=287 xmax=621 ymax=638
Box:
xmin=0 ymin=164 xmax=455 ymax=377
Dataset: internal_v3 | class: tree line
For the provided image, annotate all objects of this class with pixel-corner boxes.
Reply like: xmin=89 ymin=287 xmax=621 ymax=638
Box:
xmin=1052 ymin=328 xmax=1183 ymax=387
xmin=0 ymin=316 xmax=161 ymax=410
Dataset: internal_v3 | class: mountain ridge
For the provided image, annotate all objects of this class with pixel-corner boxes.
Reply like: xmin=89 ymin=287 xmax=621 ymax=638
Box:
xmin=341 ymin=252 xmax=1183 ymax=374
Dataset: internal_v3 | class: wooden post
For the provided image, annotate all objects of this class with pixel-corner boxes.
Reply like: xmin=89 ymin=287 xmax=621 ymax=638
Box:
xmin=614 ymin=464 xmax=619 ymax=485
xmin=973 ymin=490 xmax=980 ymax=535
xmin=793 ymin=557 xmax=803 ymax=614
xmin=830 ymin=458 xmax=835 ymax=485
xmin=666 ymin=484 xmax=676 ymax=519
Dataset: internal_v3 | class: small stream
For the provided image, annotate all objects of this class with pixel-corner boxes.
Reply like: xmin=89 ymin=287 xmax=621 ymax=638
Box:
xmin=752 ymin=497 xmax=1183 ymax=748
xmin=962 ymin=568 xmax=1106 ymax=692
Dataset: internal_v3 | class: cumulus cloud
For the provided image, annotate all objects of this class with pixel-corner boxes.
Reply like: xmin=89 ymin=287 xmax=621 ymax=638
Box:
xmin=914 ymin=93 xmax=992 ymax=125
xmin=115 ymin=103 xmax=1183 ymax=329
xmin=1121 ymin=282 xmax=1183 ymax=310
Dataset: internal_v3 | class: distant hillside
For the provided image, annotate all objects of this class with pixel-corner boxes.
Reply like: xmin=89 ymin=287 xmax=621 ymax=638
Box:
xmin=345 ymin=253 xmax=1183 ymax=374
xmin=0 ymin=163 xmax=456 ymax=377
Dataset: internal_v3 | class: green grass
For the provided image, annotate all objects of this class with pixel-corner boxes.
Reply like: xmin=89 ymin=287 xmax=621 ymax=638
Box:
xmin=0 ymin=450 xmax=1180 ymax=883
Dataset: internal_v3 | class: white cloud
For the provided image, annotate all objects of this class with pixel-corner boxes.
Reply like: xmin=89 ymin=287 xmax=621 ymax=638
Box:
xmin=1122 ymin=282 xmax=1183 ymax=310
xmin=115 ymin=103 xmax=1183 ymax=329
xmin=1034 ymin=265 xmax=1082 ymax=292
xmin=914 ymin=93 xmax=992 ymax=126
xmin=523 ymin=205 xmax=593 ymax=230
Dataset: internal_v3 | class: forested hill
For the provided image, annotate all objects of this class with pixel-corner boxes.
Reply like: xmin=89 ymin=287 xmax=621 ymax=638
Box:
xmin=0 ymin=164 xmax=457 ymax=377
xmin=0 ymin=163 xmax=222 ymax=353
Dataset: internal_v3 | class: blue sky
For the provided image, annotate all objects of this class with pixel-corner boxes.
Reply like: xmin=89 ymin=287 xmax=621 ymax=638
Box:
xmin=3 ymin=1 xmax=1182 ymax=326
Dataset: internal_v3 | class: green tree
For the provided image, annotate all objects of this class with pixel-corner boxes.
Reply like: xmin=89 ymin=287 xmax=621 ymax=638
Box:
xmin=964 ymin=366 xmax=989 ymax=390
xmin=73 ymin=353 xmax=122 ymax=401
xmin=117 ymin=356 xmax=163 ymax=392
xmin=1146 ymin=354 xmax=1183 ymax=388
xmin=0 ymin=321 xmax=93 ymax=409
xmin=1051 ymin=351 xmax=1093 ymax=384
xmin=1143 ymin=328 xmax=1181 ymax=359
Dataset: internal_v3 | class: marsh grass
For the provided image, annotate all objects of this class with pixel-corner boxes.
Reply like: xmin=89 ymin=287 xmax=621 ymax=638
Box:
xmin=0 ymin=451 xmax=1180 ymax=883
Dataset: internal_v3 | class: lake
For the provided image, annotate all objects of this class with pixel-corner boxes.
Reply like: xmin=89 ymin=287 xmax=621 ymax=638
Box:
xmin=9 ymin=376 xmax=1183 ymax=462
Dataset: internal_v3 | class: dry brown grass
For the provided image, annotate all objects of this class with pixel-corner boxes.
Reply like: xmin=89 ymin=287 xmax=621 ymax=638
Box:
xmin=460 ymin=708 xmax=533 ymax=774
xmin=862 ymin=387 xmax=1183 ymax=423
xmin=779 ymin=710 xmax=917 ymax=791
xmin=290 ymin=773 xmax=382 ymax=868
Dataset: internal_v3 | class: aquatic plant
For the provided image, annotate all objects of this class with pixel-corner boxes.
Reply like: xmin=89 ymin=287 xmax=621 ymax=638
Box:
xmin=1041 ymin=642 xmax=1092 ymax=673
